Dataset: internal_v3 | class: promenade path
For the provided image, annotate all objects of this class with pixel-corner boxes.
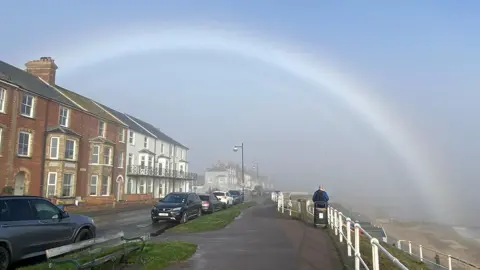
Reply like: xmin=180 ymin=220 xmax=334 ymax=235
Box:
xmin=161 ymin=199 xmax=343 ymax=270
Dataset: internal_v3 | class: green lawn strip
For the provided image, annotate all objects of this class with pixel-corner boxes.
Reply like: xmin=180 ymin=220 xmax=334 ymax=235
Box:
xmin=169 ymin=201 xmax=257 ymax=233
xmin=358 ymin=234 xmax=428 ymax=270
xmin=19 ymin=241 xmax=197 ymax=270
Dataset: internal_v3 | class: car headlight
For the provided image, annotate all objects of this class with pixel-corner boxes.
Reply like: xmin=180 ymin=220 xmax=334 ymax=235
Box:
xmin=172 ymin=207 xmax=182 ymax=211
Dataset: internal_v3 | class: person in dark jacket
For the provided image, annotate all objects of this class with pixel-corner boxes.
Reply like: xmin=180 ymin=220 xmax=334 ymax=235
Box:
xmin=312 ymin=185 xmax=329 ymax=208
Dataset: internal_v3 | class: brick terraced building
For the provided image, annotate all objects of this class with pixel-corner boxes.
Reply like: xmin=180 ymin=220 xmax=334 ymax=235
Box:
xmin=0 ymin=57 xmax=196 ymax=204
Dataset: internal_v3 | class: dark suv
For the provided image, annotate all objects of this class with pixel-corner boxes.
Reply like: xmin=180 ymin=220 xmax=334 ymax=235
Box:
xmin=151 ymin=192 xmax=202 ymax=224
xmin=0 ymin=196 xmax=96 ymax=269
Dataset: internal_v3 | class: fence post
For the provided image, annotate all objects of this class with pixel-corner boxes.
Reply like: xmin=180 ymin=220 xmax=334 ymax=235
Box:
xmin=354 ymin=223 xmax=360 ymax=270
xmin=334 ymin=209 xmax=338 ymax=236
xmin=338 ymin=212 xmax=344 ymax=243
xmin=346 ymin=218 xmax=352 ymax=257
xmin=419 ymin=245 xmax=423 ymax=262
xmin=408 ymin=241 xmax=412 ymax=255
xmin=288 ymin=199 xmax=292 ymax=216
xmin=371 ymin=238 xmax=380 ymax=270
xmin=448 ymin=255 xmax=452 ymax=270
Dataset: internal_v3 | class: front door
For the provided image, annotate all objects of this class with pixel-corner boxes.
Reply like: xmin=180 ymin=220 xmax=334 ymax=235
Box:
xmin=14 ymin=172 xmax=25 ymax=195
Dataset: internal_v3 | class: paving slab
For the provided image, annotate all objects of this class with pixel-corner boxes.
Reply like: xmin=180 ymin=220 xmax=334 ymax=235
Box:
xmin=160 ymin=200 xmax=343 ymax=270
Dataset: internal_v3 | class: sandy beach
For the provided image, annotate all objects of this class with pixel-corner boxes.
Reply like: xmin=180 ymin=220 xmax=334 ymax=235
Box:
xmin=381 ymin=220 xmax=480 ymax=268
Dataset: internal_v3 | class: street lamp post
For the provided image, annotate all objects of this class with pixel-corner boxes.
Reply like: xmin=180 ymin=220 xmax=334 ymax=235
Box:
xmin=252 ymin=162 xmax=259 ymax=186
xmin=233 ymin=143 xmax=244 ymax=202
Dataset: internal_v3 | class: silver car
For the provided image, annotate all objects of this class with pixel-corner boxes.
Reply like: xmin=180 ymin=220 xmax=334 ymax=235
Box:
xmin=0 ymin=196 xmax=96 ymax=269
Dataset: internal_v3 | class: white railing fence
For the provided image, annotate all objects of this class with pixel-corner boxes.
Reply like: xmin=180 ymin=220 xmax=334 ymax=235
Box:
xmin=273 ymin=191 xmax=408 ymax=270
xmin=272 ymin=191 xmax=480 ymax=270
xmin=396 ymin=240 xmax=479 ymax=270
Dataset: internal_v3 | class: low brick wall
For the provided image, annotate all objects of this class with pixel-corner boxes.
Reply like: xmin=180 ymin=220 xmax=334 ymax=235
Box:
xmin=65 ymin=199 xmax=156 ymax=214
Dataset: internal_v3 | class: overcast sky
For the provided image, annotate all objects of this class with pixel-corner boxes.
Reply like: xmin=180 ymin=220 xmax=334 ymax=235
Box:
xmin=2 ymin=1 xmax=480 ymax=225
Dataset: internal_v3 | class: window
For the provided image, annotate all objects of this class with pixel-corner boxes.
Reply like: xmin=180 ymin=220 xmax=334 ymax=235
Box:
xmin=161 ymin=143 xmax=164 ymax=153
xmin=103 ymin=147 xmax=112 ymax=165
xmin=91 ymin=145 xmax=100 ymax=164
xmin=17 ymin=131 xmax=31 ymax=156
xmin=140 ymin=155 xmax=146 ymax=167
xmin=30 ymin=199 xmax=61 ymax=220
xmin=139 ymin=179 xmax=145 ymax=194
xmin=128 ymin=130 xmax=135 ymax=144
xmin=118 ymin=128 xmax=125 ymax=142
xmin=46 ymin=172 xmax=57 ymax=197
xmin=49 ymin=137 xmax=59 ymax=159
xmin=126 ymin=178 xmax=132 ymax=194
xmin=4 ymin=199 xmax=36 ymax=221
xmin=144 ymin=137 xmax=148 ymax=148
xmin=0 ymin=128 xmax=3 ymax=151
xmin=169 ymin=145 xmax=173 ymax=156
xmin=90 ymin=175 xmax=98 ymax=195
xmin=0 ymin=88 xmax=5 ymax=113
xmin=118 ymin=151 xmax=124 ymax=168
xmin=65 ymin=139 xmax=75 ymax=160
xmin=98 ymin=120 xmax=105 ymax=137
xmin=158 ymin=162 xmax=163 ymax=173
xmin=147 ymin=179 xmax=153 ymax=193
xmin=59 ymin=106 xmax=69 ymax=127
xmin=62 ymin=174 xmax=73 ymax=197
xmin=148 ymin=156 xmax=153 ymax=167
xmin=20 ymin=93 xmax=34 ymax=117
xmin=101 ymin=175 xmax=109 ymax=195
xmin=128 ymin=153 xmax=133 ymax=165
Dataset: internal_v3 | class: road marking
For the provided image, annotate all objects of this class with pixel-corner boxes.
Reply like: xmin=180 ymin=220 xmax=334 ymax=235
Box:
xmin=136 ymin=223 xmax=151 ymax=228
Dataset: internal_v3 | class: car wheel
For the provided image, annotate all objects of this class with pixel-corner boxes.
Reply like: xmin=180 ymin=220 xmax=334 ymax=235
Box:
xmin=0 ymin=246 xmax=10 ymax=270
xmin=74 ymin=228 xmax=93 ymax=243
xmin=180 ymin=212 xmax=188 ymax=224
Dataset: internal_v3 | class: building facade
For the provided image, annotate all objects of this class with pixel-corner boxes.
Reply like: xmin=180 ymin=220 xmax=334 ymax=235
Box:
xmin=0 ymin=57 xmax=196 ymax=203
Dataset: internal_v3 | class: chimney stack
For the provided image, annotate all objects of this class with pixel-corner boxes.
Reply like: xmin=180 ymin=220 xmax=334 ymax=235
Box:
xmin=25 ymin=57 xmax=58 ymax=85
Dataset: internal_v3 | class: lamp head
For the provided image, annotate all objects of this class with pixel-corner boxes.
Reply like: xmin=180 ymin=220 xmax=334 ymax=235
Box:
xmin=233 ymin=147 xmax=238 ymax=152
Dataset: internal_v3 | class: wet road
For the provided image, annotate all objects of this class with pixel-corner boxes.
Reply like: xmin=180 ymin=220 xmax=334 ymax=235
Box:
xmin=90 ymin=206 xmax=176 ymax=238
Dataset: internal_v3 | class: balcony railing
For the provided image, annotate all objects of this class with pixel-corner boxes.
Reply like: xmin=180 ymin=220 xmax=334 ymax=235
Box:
xmin=126 ymin=165 xmax=197 ymax=180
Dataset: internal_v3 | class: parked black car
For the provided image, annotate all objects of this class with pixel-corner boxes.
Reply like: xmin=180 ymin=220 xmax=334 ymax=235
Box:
xmin=151 ymin=192 xmax=202 ymax=224
xmin=0 ymin=196 xmax=96 ymax=269
xmin=228 ymin=190 xmax=243 ymax=204
xmin=198 ymin=194 xmax=224 ymax=214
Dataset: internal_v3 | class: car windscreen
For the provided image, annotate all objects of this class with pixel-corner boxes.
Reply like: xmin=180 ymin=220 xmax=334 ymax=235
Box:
xmin=229 ymin=191 xmax=240 ymax=196
xmin=161 ymin=194 xmax=187 ymax=203
xmin=213 ymin=192 xmax=225 ymax=197
xmin=199 ymin=195 xmax=209 ymax=201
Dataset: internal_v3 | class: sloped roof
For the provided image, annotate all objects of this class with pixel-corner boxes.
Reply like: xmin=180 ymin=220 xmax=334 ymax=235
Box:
xmin=0 ymin=61 xmax=79 ymax=108
xmin=55 ymin=85 xmax=125 ymax=126
xmin=126 ymin=114 xmax=188 ymax=149
xmin=96 ymin=104 xmax=154 ymax=137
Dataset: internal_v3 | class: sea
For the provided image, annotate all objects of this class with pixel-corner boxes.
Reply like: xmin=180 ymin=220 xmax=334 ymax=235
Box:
xmin=452 ymin=226 xmax=480 ymax=244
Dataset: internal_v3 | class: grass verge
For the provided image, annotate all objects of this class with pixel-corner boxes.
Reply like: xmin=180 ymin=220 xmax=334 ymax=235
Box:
xmin=358 ymin=235 xmax=428 ymax=269
xmin=169 ymin=201 xmax=257 ymax=233
xmin=20 ymin=241 xmax=197 ymax=270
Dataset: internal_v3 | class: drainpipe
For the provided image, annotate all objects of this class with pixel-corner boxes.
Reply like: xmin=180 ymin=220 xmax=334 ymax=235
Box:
xmin=153 ymin=138 xmax=157 ymax=199
xmin=39 ymin=100 xmax=50 ymax=196
xmin=112 ymin=131 xmax=117 ymax=201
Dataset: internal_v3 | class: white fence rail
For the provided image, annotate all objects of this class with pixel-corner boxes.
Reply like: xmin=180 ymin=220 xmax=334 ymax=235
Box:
xmin=396 ymin=239 xmax=479 ymax=270
xmin=272 ymin=191 xmax=480 ymax=270
xmin=273 ymin=191 xmax=408 ymax=270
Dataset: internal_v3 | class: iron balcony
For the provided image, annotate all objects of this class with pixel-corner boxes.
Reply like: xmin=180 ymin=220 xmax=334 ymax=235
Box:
xmin=126 ymin=165 xmax=197 ymax=180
